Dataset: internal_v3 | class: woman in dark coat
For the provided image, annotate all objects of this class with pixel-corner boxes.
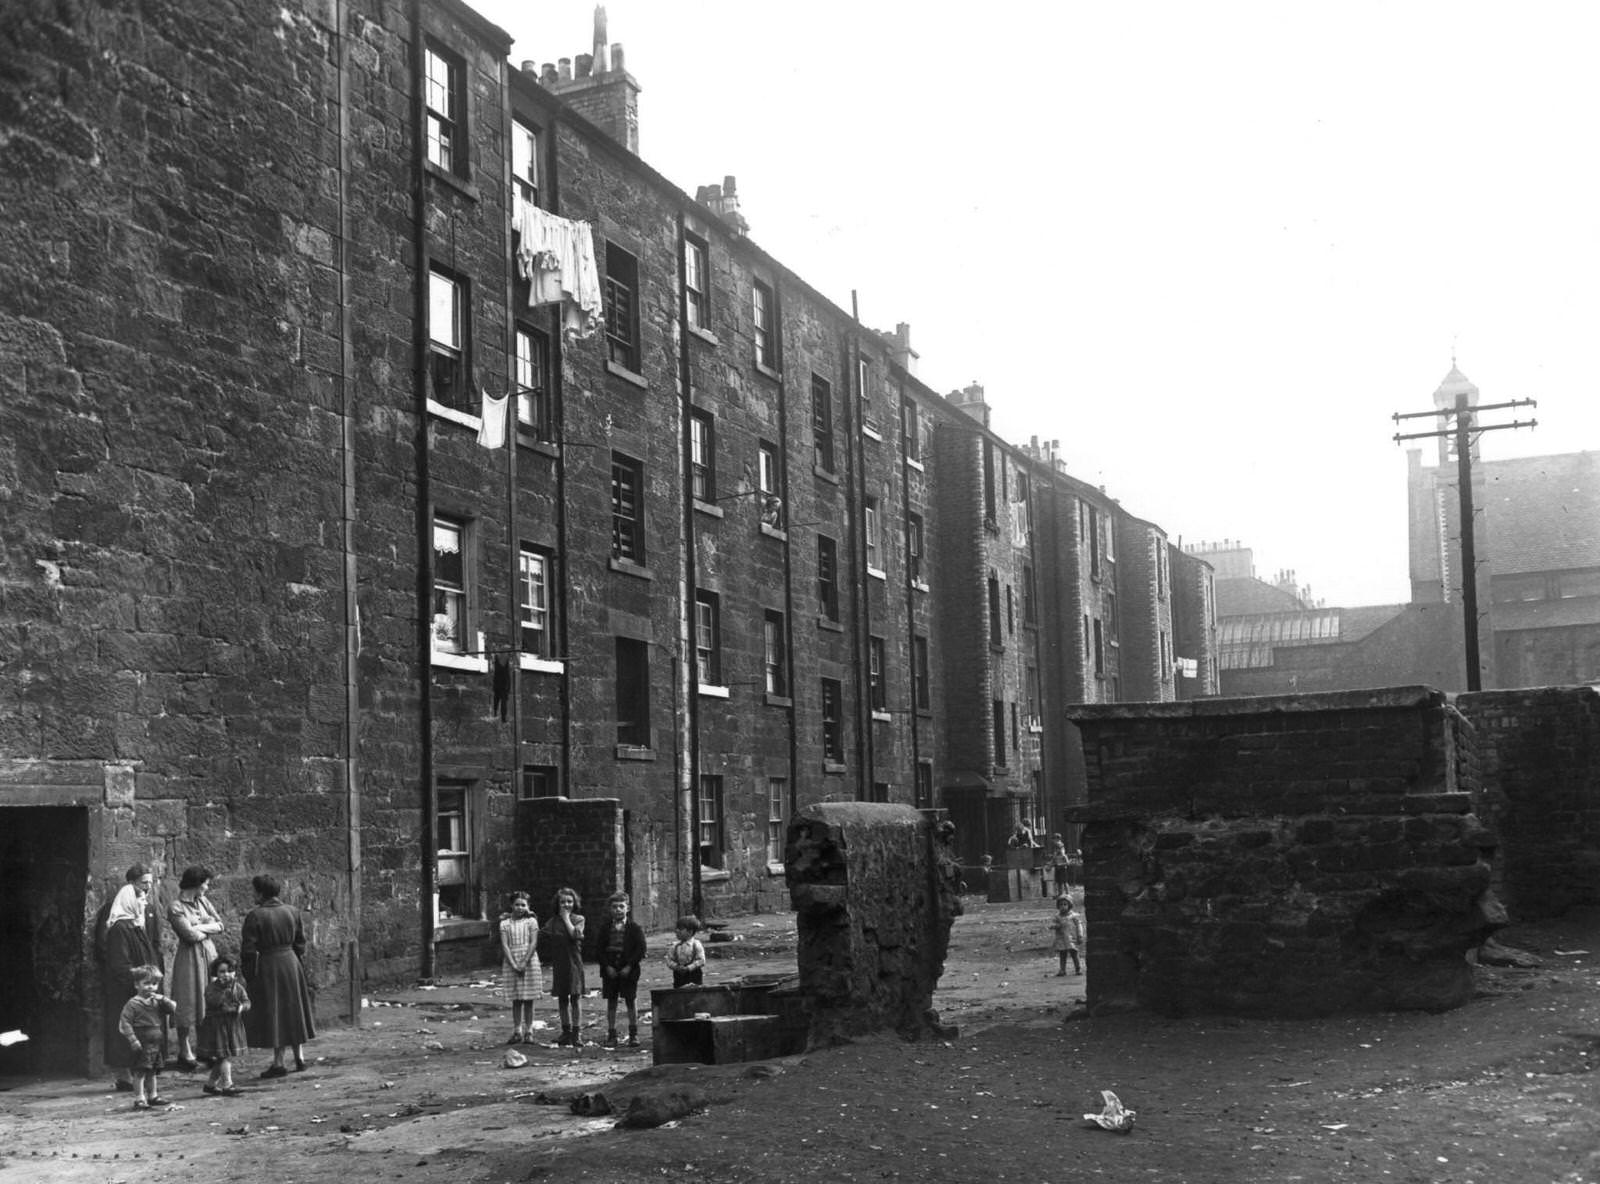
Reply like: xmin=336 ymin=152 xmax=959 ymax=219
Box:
xmin=100 ymin=865 xmax=162 ymax=1089
xmin=240 ymin=874 xmax=316 ymax=1077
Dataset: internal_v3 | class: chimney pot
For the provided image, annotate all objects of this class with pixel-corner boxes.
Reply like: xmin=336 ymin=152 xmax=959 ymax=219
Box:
xmin=611 ymin=43 xmax=625 ymax=72
xmin=558 ymin=57 xmax=573 ymax=81
xmin=541 ymin=62 xmax=558 ymax=86
xmin=521 ymin=60 xmax=538 ymax=74
xmin=723 ymin=174 xmax=737 ymax=195
xmin=576 ymin=53 xmax=594 ymax=79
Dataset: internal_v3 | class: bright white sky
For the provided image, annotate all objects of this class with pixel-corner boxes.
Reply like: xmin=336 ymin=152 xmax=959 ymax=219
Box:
xmin=476 ymin=1 xmax=1600 ymax=607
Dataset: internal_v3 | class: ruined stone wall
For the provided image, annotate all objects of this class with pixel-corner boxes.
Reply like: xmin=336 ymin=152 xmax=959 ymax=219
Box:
xmin=1066 ymin=688 xmax=1503 ymax=1017
xmin=786 ymin=803 xmax=960 ymax=1044
xmin=1457 ymin=687 xmax=1600 ymax=919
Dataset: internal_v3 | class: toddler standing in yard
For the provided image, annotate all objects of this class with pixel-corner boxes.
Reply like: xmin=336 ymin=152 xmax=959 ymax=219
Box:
xmin=499 ymin=891 xmax=540 ymax=1044
xmin=593 ymin=891 xmax=647 ymax=1048
xmin=1051 ymin=896 xmax=1084 ymax=976
xmin=118 ymin=965 xmax=177 ymax=1110
xmin=198 ymin=954 xmax=250 ymax=1097
xmin=666 ymin=915 xmax=707 ymax=988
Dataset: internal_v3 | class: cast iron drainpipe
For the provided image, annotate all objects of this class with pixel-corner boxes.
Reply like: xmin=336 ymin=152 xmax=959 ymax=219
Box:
xmin=409 ymin=0 xmax=437 ymax=981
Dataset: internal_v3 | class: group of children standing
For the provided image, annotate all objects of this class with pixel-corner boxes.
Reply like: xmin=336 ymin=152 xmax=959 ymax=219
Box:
xmin=116 ymin=956 xmax=251 ymax=1109
xmin=498 ymin=888 xmax=709 ymax=1049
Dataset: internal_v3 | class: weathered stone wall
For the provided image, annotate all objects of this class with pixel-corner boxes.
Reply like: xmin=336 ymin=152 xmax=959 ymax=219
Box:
xmin=1457 ymin=687 xmax=1600 ymax=919
xmin=0 ymin=0 xmax=361 ymax=1023
xmin=785 ymin=803 xmax=961 ymax=1045
xmin=1066 ymin=687 xmax=1503 ymax=1017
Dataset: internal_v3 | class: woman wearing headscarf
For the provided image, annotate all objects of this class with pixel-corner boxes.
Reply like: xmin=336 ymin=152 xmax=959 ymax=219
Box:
xmin=100 ymin=865 xmax=162 ymax=1090
xmin=240 ymin=874 xmax=316 ymax=1077
xmin=167 ymin=865 xmax=225 ymax=1070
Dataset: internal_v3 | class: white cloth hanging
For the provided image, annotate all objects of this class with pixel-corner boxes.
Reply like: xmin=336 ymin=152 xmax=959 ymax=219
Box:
xmin=513 ymin=200 xmax=604 ymax=340
xmin=477 ymin=387 xmax=508 ymax=449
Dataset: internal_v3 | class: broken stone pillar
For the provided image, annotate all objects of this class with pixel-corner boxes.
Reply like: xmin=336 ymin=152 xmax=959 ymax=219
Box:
xmin=786 ymin=804 xmax=962 ymax=1046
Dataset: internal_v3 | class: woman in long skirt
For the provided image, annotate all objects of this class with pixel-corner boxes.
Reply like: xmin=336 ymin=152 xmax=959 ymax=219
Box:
xmin=240 ymin=873 xmax=316 ymax=1078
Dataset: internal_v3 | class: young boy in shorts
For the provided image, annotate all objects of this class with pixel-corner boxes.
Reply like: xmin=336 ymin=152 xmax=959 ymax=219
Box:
xmin=593 ymin=891 xmax=647 ymax=1048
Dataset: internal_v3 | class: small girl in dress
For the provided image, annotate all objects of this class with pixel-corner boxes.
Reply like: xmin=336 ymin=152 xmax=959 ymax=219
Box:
xmin=542 ymin=887 xmax=586 ymax=1047
xmin=198 ymin=954 xmax=250 ymax=1096
xmin=499 ymin=891 xmax=540 ymax=1043
xmin=1051 ymin=896 xmax=1084 ymax=976
xmin=666 ymin=915 xmax=707 ymax=988
xmin=117 ymin=965 xmax=177 ymax=1110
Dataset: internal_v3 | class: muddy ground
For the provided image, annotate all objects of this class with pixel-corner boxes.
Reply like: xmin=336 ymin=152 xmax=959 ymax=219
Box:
xmin=3 ymin=894 xmax=1598 ymax=1184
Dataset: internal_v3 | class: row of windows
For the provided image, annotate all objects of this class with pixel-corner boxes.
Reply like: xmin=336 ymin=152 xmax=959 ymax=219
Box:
xmin=434 ymin=516 xmax=559 ymax=660
xmin=436 ymin=510 xmax=935 ymax=727
xmin=429 ymin=249 xmax=933 ymax=478
xmin=429 ymin=266 xmax=556 ymax=438
xmin=423 ymin=46 xmax=928 ymax=468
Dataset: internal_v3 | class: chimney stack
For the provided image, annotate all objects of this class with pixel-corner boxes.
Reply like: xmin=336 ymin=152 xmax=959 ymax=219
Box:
xmin=695 ymin=176 xmax=749 ymax=235
xmin=948 ymin=381 xmax=990 ymax=427
xmin=889 ymin=322 xmax=919 ymax=376
xmin=541 ymin=5 xmax=642 ymax=153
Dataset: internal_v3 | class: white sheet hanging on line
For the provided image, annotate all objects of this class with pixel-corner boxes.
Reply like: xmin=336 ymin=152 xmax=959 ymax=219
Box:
xmin=513 ymin=199 xmax=604 ymax=341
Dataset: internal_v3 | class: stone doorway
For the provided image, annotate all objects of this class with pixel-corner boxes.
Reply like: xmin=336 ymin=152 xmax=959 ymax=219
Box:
xmin=0 ymin=806 xmax=90 ymax=1076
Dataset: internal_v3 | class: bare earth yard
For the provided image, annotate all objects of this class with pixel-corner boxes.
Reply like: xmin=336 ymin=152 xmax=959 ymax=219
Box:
xmin=3 ymin=895 xmax=1597 ymax=1184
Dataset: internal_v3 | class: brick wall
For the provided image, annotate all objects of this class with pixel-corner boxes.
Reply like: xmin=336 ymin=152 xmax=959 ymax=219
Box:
xmin=515 ymin=796 xmax=627 ymax=954
xmin=1457 ymin=687 xmax=1600 ymax=919
xmin=1066 ymin=687 xmax=1504 ymax=1017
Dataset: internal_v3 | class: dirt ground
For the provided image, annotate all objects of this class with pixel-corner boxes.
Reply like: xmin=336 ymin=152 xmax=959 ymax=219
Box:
xmin=3 ymin=893 xmax=1598 ymax=1184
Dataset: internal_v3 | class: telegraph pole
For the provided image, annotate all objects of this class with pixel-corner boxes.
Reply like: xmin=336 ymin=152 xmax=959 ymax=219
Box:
xmin=1393 ymin=393 xmax=1536 ymax=690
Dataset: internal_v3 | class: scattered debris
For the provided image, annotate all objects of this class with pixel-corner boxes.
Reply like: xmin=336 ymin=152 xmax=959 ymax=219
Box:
xmin=1084 ymin=1090 xmax=1136 ymax=1133
xmin=503 ymin=1048 xmax=527 ymax=1069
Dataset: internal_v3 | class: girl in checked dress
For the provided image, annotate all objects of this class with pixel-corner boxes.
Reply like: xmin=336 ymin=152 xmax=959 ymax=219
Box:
xmin=499 ymin=891 xmax=540 ymax=1043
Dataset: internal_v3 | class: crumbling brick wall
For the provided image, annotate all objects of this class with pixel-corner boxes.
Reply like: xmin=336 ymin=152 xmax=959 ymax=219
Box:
xmin=786 ymin=804 xmax=961 ymax=1045
xmin=514 ymin=796 xmax=627 ymax=957
xmin=1066 ymin=687 xmax=1504 ymax=1018
xmin=1457 ymin=687 xmax=1600 ymax=920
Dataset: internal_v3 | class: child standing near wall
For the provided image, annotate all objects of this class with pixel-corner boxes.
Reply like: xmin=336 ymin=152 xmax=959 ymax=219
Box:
xmin=1051 ymin=896 xmax=1084 ymax=976
xmin=499 ymin=891 xmax=540 ymax=1044
xmin=542 ymin=887 xmax=586 ymax=1047
xmin=666 ymin=916 xmax=706 ymax=988
xmin=198 ymin=954 xmax=250 ymax=1097
xmin=593 ymin=891 xmax=647 ymax=1048
xmin=118 ymin=965 xmax=177 ymax=1110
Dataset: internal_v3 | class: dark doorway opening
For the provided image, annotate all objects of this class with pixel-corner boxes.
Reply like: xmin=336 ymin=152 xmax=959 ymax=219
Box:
xmin=0 ymin=807 xmax=89 ymax=1077
xmin=940 ymin=787 xmax=989 ymax=869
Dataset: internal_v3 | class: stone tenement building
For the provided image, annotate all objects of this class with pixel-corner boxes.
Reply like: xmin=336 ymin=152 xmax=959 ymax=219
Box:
xmin=0 ymin=0 xmax=1218 ymax=1071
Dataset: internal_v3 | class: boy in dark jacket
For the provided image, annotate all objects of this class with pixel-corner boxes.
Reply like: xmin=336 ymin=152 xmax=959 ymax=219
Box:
xmin=593 ymin=891 xmax=647 ymax=1048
